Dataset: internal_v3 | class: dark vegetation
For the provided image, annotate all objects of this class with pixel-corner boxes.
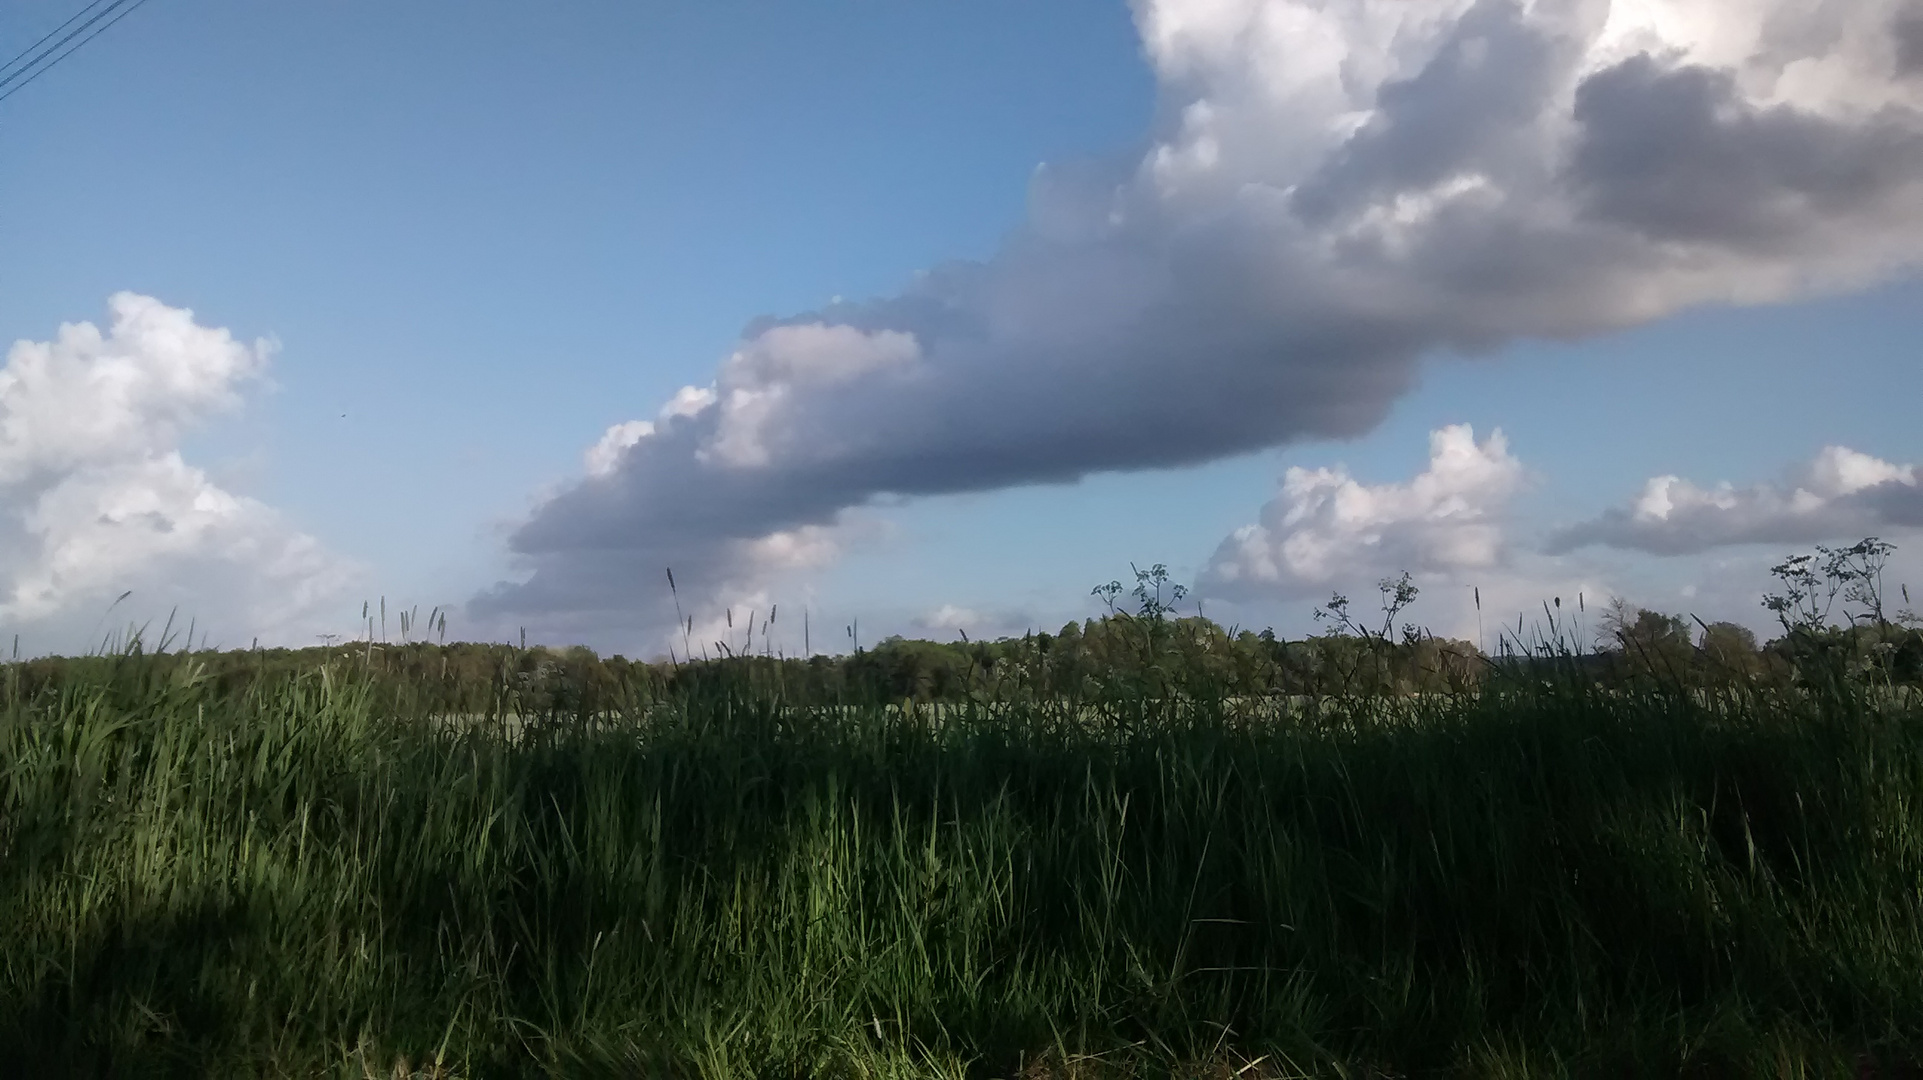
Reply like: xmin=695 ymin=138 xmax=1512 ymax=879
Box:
xmin=4 ymin=541 xmax=1923 ymax=1077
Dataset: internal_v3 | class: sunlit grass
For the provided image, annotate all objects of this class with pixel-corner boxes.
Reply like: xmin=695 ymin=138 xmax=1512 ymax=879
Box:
xmin=3 ymin=644 xmax=1923 ymax=1077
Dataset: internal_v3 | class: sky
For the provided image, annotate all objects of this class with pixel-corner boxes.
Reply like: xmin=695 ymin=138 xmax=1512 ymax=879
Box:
xmin=2 ymin=0 xmax=1921 ymax=658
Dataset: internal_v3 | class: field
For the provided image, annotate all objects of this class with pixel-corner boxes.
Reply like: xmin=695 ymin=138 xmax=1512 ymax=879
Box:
xmin=4 ymin=634 xmax=1923 ymax=1078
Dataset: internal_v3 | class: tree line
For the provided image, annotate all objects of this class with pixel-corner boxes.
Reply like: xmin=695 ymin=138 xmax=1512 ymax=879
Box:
xmin=6 ymin=540 xmax=1919 ymax=715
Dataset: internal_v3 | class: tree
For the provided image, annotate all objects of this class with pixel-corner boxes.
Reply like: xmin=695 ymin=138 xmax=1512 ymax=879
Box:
xmin=1697 ymin=621 xmax=1762 ymax=681
xmin=1611 ymin=608 xmax=1694 ymax=680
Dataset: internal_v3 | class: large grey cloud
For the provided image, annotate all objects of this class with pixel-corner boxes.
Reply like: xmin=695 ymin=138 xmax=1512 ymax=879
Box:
xmin=473 ymin=0 xmax=1923 ymax=650
xmin=1899 ymin=8 xmax=1923 ymax=76
xmin=1569 ymin=54 xmax=1923 ymax=247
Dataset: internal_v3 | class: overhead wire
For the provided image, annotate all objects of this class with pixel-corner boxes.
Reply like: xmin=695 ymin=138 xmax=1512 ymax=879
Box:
xmin=0 ymin=0 xmax=117 ymax=76
xmin=0 ymin=0 xmax=156 ymax=105
xmin=0 ymin=0 xmax=137 ymax=88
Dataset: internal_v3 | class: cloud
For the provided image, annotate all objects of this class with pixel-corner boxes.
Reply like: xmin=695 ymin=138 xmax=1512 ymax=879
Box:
xmin=1569 ymin=53 xmax=1923 ymax=250
xmin=1899 ymin=8 xmax=1923 ymax=77
xmin=476 ymin=0 xmax=1923 ymax=650
xmin=913 ymin=605 xmax=988 ymax=638
xmin=584 ymin=420 xmax=654 ymax=478
xmin=1191 ymin=423 xmax=1623 ymax=648
xmin=902 ymin=603 xmax=1051 ymax=643
xmin=1199 ymin=424 xmax=1524 ymax=599
xmin=0 ymin=294 xmax=358 ymax=651
xmin=1549 ymin=444 xmax=1923 ymax=555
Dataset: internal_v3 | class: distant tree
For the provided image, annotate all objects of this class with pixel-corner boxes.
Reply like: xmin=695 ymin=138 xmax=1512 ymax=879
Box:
xmin=1612 ymin=608 xmax=1694 ymax=681
xmin=1697 ymin=621 xmax=1763 ymax=682
xmin=1596 ymin=596 xmax=1634 ymax=653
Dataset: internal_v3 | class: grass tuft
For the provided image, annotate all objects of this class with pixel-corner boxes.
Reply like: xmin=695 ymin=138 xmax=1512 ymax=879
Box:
xmin=3 ymin=645 xmax=1923 ymax=1076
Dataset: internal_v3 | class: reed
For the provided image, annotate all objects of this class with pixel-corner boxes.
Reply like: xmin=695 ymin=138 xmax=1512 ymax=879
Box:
xmin=3 ymin=646 xmax=1921 ymax=1077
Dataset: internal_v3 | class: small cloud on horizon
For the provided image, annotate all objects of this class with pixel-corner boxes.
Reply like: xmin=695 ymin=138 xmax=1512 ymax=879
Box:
xmin=1199 ymin=424 xmax=1525 ymax=601
xmin=1549 ymin=445 xmax=1923 ymax=556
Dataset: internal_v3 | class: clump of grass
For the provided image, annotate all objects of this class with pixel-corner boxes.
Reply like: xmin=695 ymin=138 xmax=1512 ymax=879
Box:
xmin=3 ymin=644 xmax=1923 ymax=1077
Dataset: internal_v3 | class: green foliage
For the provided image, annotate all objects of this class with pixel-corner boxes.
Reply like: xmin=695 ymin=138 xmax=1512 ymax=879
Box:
xmin=1600 ymin=606 xmax=1695 ymax=683
xmin=1763 ymin=538 xmax=1897 ymax=635
xmin=1698 ymin=621 xmax=1765 ymax=683
xmin=1756 ymin=538 xmax=1923 ymax=694
xmin=1314 ymin=571 xmax=1421 ymax=646
xmin=5 ymin=639 xmax=1923 ymax=1075
xmin=5 ymin=542 xmax=1923 ymax=1075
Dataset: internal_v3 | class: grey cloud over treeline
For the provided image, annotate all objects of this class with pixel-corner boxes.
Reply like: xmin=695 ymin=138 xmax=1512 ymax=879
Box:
xmin=1550 ymin=446 xmax=1923 ymax=555
xmin=473 ymin=0 xmax=1923 ymax=648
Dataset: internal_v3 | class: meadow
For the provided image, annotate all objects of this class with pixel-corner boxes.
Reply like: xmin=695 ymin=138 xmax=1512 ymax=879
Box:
xmin=6 ymin=570 xmax=1923 ymax=1078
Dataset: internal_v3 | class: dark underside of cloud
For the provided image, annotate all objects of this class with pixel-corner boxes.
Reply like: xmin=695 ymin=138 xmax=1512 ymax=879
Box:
xmin=1570 ymin=54 xmax=1923 ymax=248
xmin=471 ymin=0 xmax=1923 ymax=648
xmin=1545 ymin=485 xmax=1922 ymax=555
xmin=1548 ymin=447 xmax=1923 ymax=556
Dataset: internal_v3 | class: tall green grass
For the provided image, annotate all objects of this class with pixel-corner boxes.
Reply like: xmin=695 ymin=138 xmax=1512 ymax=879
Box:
xmin=4 ymin=649 xmax=1923 ymax=1077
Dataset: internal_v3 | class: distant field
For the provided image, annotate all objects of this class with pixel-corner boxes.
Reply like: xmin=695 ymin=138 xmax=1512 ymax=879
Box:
xmin=4 ymin=646 xmax=1923 ymax=1077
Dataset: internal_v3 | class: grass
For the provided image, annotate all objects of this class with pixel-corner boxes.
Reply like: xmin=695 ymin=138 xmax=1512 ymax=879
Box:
xmin=4 ymin=647 xmax=1923 ymax=1077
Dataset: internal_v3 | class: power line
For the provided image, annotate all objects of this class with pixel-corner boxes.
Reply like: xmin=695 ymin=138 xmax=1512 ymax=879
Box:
xmin=0 ymin=0 xmax=136 ymax=88
xmin=0 ymin=0 xmax=116 ymax=76
xmin=0 ymin=0 xmax=155 ymax=105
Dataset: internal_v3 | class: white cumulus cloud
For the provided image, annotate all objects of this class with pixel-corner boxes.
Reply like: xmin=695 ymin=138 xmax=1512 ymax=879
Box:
xmin=584 ymin=420 xmax=655 ymax=478
xmin=1200 ymin=424 xmax=1525 ymax=597
xmin=0 ymin=294 xmax=358 ymax=651
xmin=910 ymin=604 xmax=991 ymax=640
xmin=1550 ymin=444 xmax=1923 ymax=554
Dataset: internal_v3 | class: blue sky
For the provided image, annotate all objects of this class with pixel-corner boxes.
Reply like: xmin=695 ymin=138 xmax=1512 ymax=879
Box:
xmin=3 ymin=0 xmax=1921 ymax=656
